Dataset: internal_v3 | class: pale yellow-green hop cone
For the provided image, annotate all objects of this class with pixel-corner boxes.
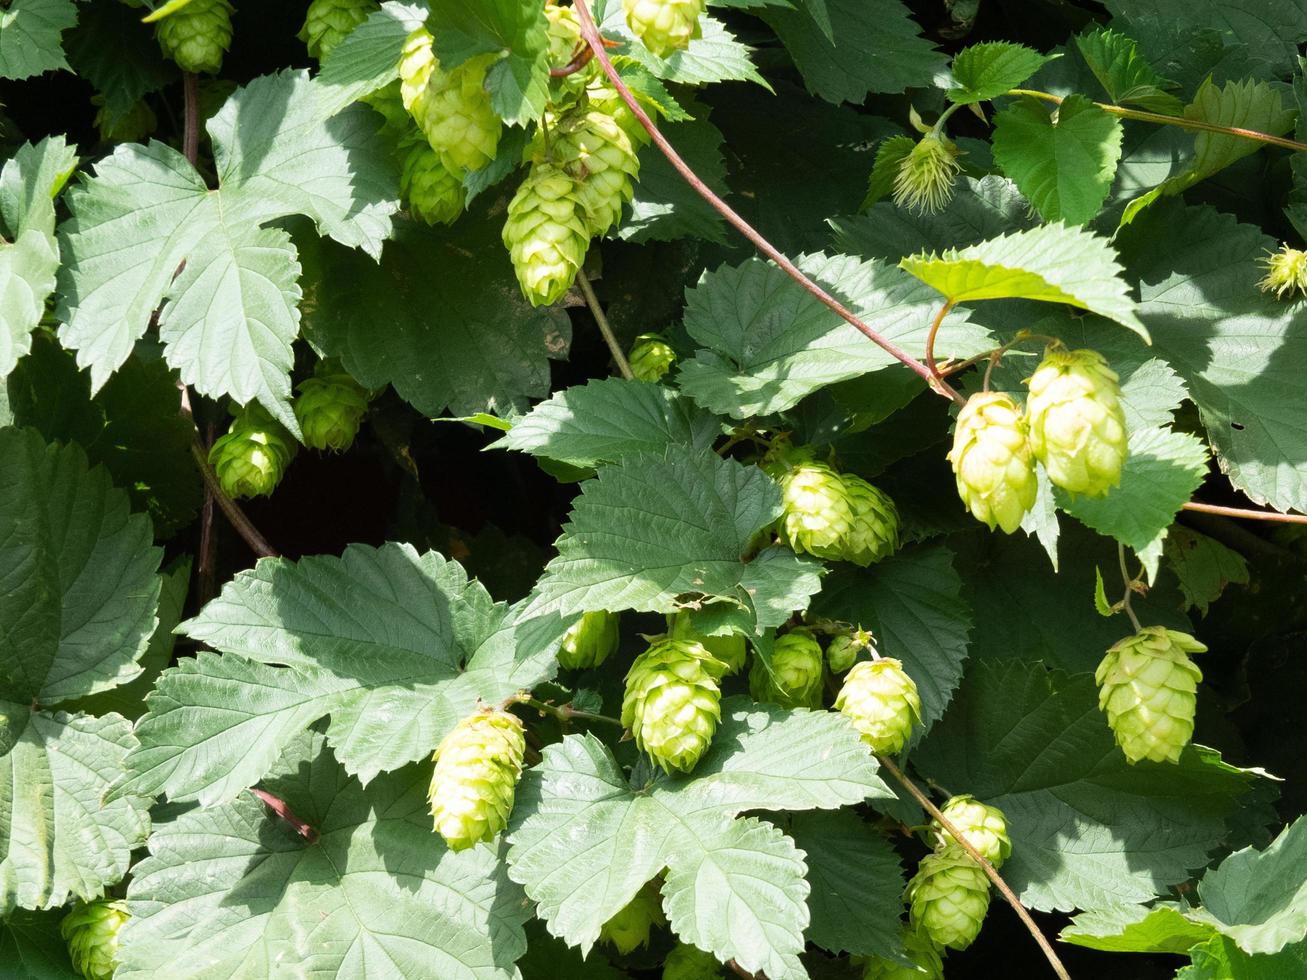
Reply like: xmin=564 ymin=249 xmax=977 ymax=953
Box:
xmin=777 ymin=460 xmax=855 ymax=561
xmin=622 ymin=638 xmax=724 ymax=773
xmin=155 ymin=0 xmax=234 ymax=74
xmin=664 ymin=941 xmax=723 ymax=980
xmin=553 ymin=107 xmax=642 ymax=236
xmin=503 ymin=163 xmax=591 ymax=306
xmin=557 ymin=610 xmax=620 ymax=669
xmin=749 ymin=627 xmax=825 ymax=709
xmin=835 ymin=658 xmax=921 ymax=755
xmin=586 ymin=76 xmax=653 ymax=149
xmin=827 ymin=627 xmax=874 ymax=674
xmin=545 ymin=1 xmax=589 ymax=101
xmin=293 ymin=361 xmax=370 ymax=453
xmin=892 ymin=132 xmax=961 ymax=214
xmin=399 ymin=27 xmax=437 ymax=122
xmin=629 ymin=332 xmax=677 ymax=381
xmin=399 ymin=134 xmax=466 ymax=226
xmin=1026 ymin=348 xmax=1128 ymax=497
xmin=842 ymin=474 xmax=901 ymax=565
xmin=906 ymin=851 xmax=991 ymax=951
xmin=1258 ymin=244 xmax=1307 ymax=299
xmin=929 ymin=795 xmax=1012 ymax=868
xmin=622 ymin=0 xmax=705 ymax=57
xmin=600 ymin=881 xmax=666 ymax=953
xmin=62 ymin=899 xmax=129 ymax=980
xmin=1095 ymin=627 xmax=1206 ymax=764
xmin=949 ymin=391 xmax=1038 ymax=534
xmin=427 ymin=708 xmax=526 ymax=850
xmin=670 ymin=611 xmax=747 ymax=675
xmin=420 ymin=52 xmax=503 ymax=173
xmin=299 ymin=0 xmax=376 ymax=61
xmin=861 ymin=928 xmax=945 ymax=980
xmin=93 ymin=95 xmax=157 ymax=143
xmin=208 ymin=404 xmax=297 ymax=500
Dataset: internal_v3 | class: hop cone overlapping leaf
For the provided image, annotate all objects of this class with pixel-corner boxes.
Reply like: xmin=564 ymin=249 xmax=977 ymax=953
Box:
xmin=557 ymin=610 xmax=620 ymax=669
xmin=749 ymin=627 xmax=825 ymax=709
xmin=778 ymin=461 xmax=899 ymax=565
xmin=835 ymin=658 xmax=921 ymax=755
xmin=600 ymin=881 xmax=666 ymax=953
xmin=293 ymin=362 xmax=370 ymax=453
xmin=1027 ymin=348 xmax=1128 ymax=497
xmin=630 ymin=332 xmax=677 ymax=381
xmin=842 ymin=474 xmax=901 ymax=566
xmin=503 ymin=163 xmax=591 ymax=306
xmin=399 ymin=135 xmax=466 ymax=226
xmin=427 ymin=708 xmax=526 ymax=851
xmin=208 ymin=404 xmax=297 ymax=500
xmin=929 ymin=795 xmax=1012 ymax=868
xmin=906 ymin=851 xmax=991 ymax=951
xmin=622 ymin=0 xmax=706 ymax=57
xmin=621 ymin=637 xmax=724 ymax=773
xmin=399 ymin=28 xmax=502 ymax=174
xmin=299 ymin=0 xmax=376 ymax=61
xmin=61 ymin=899 xmax=129 ymax=980
xmin=553 ymin=107 xmax=642 ymax=237
xmin=1096 ymin=627 xmax=1206 ymax=764
xmin=155 ymin=0 xmax=234 ymax=74
xmin=861 ymin=929 xmax=945 ymax=980
xmin=949 ymin=392 xmax=1038 ymax=533
xmin=671 ymin=611 xmax=746 ymax=675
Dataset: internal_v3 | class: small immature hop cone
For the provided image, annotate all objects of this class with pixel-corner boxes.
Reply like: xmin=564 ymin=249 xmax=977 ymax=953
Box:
xmin=629 ymin=333 xmax=677 ymax=382
xmin=664 ymin=941 xmax=723 ymax=980
xmin=427 ymin=708 xmax=525 ymax=850
xmin=929 ymin=795 xmax=1012 ymax=868
xmin=399 ymin=135 xmax=466 ymax=226
xmin=503 ymin=163 xmax=591 ymax=306
xmin=826 ymin=628 xmax=872 ymax=675
xmin=1096 ymin=627 xmax=1205 ymax=764
xmin=949 ymin=392 xmax=1038 ymax=534
xmin=299 ymin=0 xmax=377 ymax=61
xmin=906 ymin=851 xmax=991 ymax=951
xmin=861 ymin=928 xmax=945 ymax=980
xmin=892 ymin=132 xmax=962 ymax=214
xmin=62 ymin=899 xmax=129 ymax=980
xmin=293 ymin=363 xmax=370 ymax=453
xmin=835 ymin=658 xmax=921 ymax=755
xmin=208 ymin=404 xmax=297 ymax=499
xmin=1258 ymin=244 xmax=1307 ymax=299
xmin=749 ymin=628 xmax=825 ymax=709
xmin=701 ymin=632 xmax=747 ymax=676
xmin=554 ymin=107 xmax=642 ymax=236
xmin=622 ymin=638 xmax=724 ymax=773
xmin=557 ymin=610 xmax=620 ymax=669
xmin=622 ymin=0 xmax=706 ymax=57
xmin=600 ymin=881 xmax=666 ymax=954
xmin=1026 ymin=348 xmax=1128 ymax=497
xmin=155 ymin=0 xmax=234 ymax=74
xmin=841 ymin=474 xmax=900 ymax=566
xmin=778 ymin=461 xmax=854 ymax=561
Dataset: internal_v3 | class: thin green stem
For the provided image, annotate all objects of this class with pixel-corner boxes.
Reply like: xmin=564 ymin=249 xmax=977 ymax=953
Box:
xmin=577 ymin=269 xmax=634 ymax=380
xmin=516 ymin=695 xmax=624 ymax=728
xmin=1118 ymin=543 xmax=1143 ymax=632
xmin=925 ymin=301 xmax=966 ymax=406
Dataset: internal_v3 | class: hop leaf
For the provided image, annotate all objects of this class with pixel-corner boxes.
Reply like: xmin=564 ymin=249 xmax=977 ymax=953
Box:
xmin=1258 ymin=244 xmax=1307 ymax=299
xmin=600 ymin=880 xmax=666 ymax=953
xmin=622 ymin=637 xmax=724 ymax=773
xmin=61 ymin=899 xmax=129 ymax=980
xmin=399 ymin=134 xmax=467 ymax=226
xmin=557 ymin=610 xmax=620 ymax=669
xmin=861 ymin=928 xmax=945 ymax=980
xmin=905 ymin=851 xmax=991 ymax=951
xmin=299 ymin=0 xmax=376 ymax=61
xmin=842 ymin=474 xmax=900 ymax=566
xmin=293 ymin=361 xmax=370 ymax=453
xmin=207 ymin=403 xmax=297 ymax=499
xmin=622 ymin=0 xmax=706 ymax=57
xmin=663 ymin=941 xmax=724 ymax=979
xmin=398 ymin=27 xmax=502 ymax=175
xmin=749 ymin=627 xmax=825 ymax=709
xmin=835 ymin=658 xmax=921 ymax=756
xmin=630 ymin=332 xmax=678 ymax=382
xmin=948 ymin=392 xmax=1038 ymax=533
xmin=929 ymin=795 xmax=1013 ymax=868
xmin=553 ymin=106 xmax=642 ymax=236
xmin=778 ymin=461 xmax=854 ymax=561
xmin=1095 ymin=627 xmax=1206 ymax=764
xmin=427 ymin=707 xmax=526 ymax=850
xmin=502 ymin=162 xmax=591 ymax=306
xmin=1026 ymin=347 xmax=1128 ymax=497
xmin=155 ymin=0 xmax=234 ymax=74
xmin=892 ymin=133 xmax=962 ymax=214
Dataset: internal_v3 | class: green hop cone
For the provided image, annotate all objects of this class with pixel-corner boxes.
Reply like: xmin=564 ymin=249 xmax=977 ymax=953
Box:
xmin=629 ymin=333 xmax=677 ymax=382
xmin=503 ymin=163 xmax=590 ymax=306
xmin=664 ymin=941 xmax=723 ymax=980
xmin=622 ymin=638 xmax=724 ymax=773
xmin=399 ymin=27 xmax=437 ymax=122
xmin=427 ymin=708 xmax=526 ymax=850
xmin=546 ymin=1 xmax=589 ymax=100
xmin=93 ymin=95 xmax=157 ymax=143
xmin=155 ymin=0 xmax=234 ymax=74
xmin=906 ymin=851 xmax=991 ymax=951
xmin=208 ymin=404 xmax=296 ymax=499
xmin=1026 ymin=348 xmax=1128 ymax=497
xmin=622 ymin=0 xmax=705 ymax=57
xmin=293 ymin=362 xmax=370 ymax=453
xmin=558 ymin=610 xmax=620 ymax=669
xmin=892 ymin=132 xmax=962 ymax=214
xmin=299 ymin=0 xmax=376 ymax=61
xmin=586 ymin=77 xmax=653 ymax=149
xmin=1258 ymin=244 xmax=1307 ymax=299
xmin=1095 ymin=627 xmax=1206 ymax=764
xmin=861 ymin=928 xmax=945 ymax=980
xmin=400 ymin=134 xmax=466 ymax=226
xmin=778 ymin=461 xmax=853 ymax=561
xmin=670 ymin=611 xmax=746 ymax=675
xmin=827 ymin=628 xmax=873 ymax=674
xmin=600 ymin=881 xmax=666 ymax=953
xmin=749 ymin=628 xmax=825 ymax=709
xmin=400 ymin=26 xmax=501 ymax=175
xmin=62 ymin=899 xmax=129 ymax=980
xmin=949 ymin=392 xmax=1038 ymax=534
xmin=842 ymin=474 xmax=900 ymax=566
xmin=835 ymin=658 xmax=921 ymax=755
xmin=930 ymin=795 xmax=1012 ymax=868
xmin=553 ymin=107 xmax=642 ymax=236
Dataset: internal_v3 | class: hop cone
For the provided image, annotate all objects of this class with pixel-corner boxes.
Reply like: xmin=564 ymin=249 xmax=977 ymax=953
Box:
xmin=949 ymin=392 xmax=1038 ymax=534
xmin=399 ymin=27 xmax=437 ymax=121
xmin=427 ymin=708 xmax=525 ymax=850
xmin=930 ymin=795 xmax=1012 ymax=868
xmin=400 ymin=135 xmax=466 ymax=226
xmin=552 ymin=108 xmax=641 ymax=236
xmin=892 ymin=133 xmax=961 ymax=214
xmin=155 ymin=0 xmax=234 ymax=74
xmin=664 ymin=942 xmax=723 ymax=980
xmin=62 ymin=899 xmax=129 ymax=980
xmin=749 ymin=628 xmax=825 ymax=709
xmin=503 ymin=163 xmax=590 ymax=306
xmin=906 ymin=851 xmax=991 ymax=951
xmin=586 ymin=77 xmax=652 ymax=149
xmin=401 ymin=28 xmax=501 ymax=175
xmin=861 ymin=929 xmax=945 ymax=980
xmin=835 ymin=658 xmax=921 ymax=755
xmin=600 ymin=881 xmax=666 ymax=953
xmin=622 ymin=638 xmax=724 ymax=773
xmin=299 ymin=0 xmax=376 ymax=61
xmin=842 ymin=474 xmax=900 ymax=566
xmin=1258 ymin=244 xmax=1307 ymax=299
xmin=630 ymin=333 xmax=677 ymax=381
xmin=1096 ymin=627 xmax=1206 ymax=764
xmin=1027 ymin=348 xmax=1128 ymax=497
xmin=293 ymin=363 xmax=370 ymax=453
xmin=778 ymin=461 xmax=853 ymax=561
xmin=701 ymin=632 xmax=747 ymax=676
xmin=208 ymin=404 xmax=296 ymax=500
xmin=558 ymin=610 xmax=620 ymax=669
xmin=622 ymin=0 xmax=705 ymax=57
xmin=93 ymin=95 xmax=157 ymax=143
xmin=546 ymin=2 xmax=588 ymax=99
xmin=827 ymin=628 xmax=873 ymax=675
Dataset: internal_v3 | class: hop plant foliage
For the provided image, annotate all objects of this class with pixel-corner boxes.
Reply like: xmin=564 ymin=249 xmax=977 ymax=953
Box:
xmin=93 ymin=96 xmax=157 ymax=143
xmin=557 ymin=610 xmax=620 ymax=669
xmin=749 ymin=627 xmax=825 ymax=709
xmin=155 ymin=0 xmax=234 ymax=74
xmin=929 ymin=795 xmax=1013 ymax=868
xmin=623 ymin=0 xmax=706 ymax=57
xmin=663 ymin=941 xmax=723 ymax=979
xmin=427 ymin=708 xmax=526 ymax=850
xmin=949 ymin=392 xmax=1039 ymax=533
xmin=1026 ymin=348 xmax=1128 ymax=497
xmin=861 ymin=929 xmax=945 ymax=980
xmin=906 ymin=851 xmax=992 ymax=951
xmin=835 ymin=658 xmax=922 ymax=755
xmin=600 ymin=881 xmax=667 ymax=953
xmin=622 ymin=637 xmax=724 ymax=773
xmin=629 ymin=332 xmax=678 ymax=381
xmin=1096 ymin=627 xmax=1206 ymax=764
xmin=61 ymin=899 xmax=129 ymax=980
xmin=503 ymin=163 xmax=591 ymax=306
xmin=299 ymin=0 xmax=376 ymax=61
xmin=293 ymin=361 xmax=371 ymax=453
xmin=207 ymin=403 xmax=297 ymax=499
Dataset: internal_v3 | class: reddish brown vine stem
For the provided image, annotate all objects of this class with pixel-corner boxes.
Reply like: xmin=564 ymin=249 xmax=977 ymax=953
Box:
xmin=924 ymin=300 xmax=961 ymax=402
xmin=1182 ymin=501 xmax=1307 ymax=525
xmin=878 ymin=756 xmax=1073 ymax=980
xmin=249 ymin=787 xmax=320 ymax=843
xmin=570 ymin=0 xmax=965 ymax=405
